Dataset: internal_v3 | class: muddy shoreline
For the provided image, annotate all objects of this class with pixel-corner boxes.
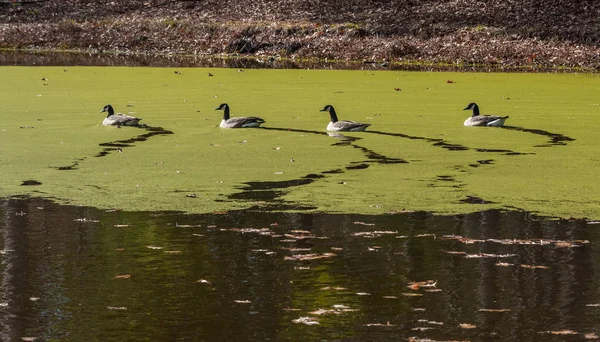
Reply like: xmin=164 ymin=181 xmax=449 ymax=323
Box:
xmin=1 ymin=1 xmax=598 ymax=71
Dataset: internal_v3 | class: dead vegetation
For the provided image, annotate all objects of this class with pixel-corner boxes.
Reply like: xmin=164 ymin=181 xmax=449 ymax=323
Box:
xmin=0 ymin=0 xmax=598 ymax=69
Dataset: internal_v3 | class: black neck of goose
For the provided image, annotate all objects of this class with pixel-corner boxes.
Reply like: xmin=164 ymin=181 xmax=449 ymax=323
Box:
xmin=329 ymin=108 xmax=339 ymax=123
xmin=106 ymin=106 xmax=114 ymax=117
xmin=222 ymin=106 xmax=230 ymax=120
xmin=471 ymin=105 xmax=480 ymax=117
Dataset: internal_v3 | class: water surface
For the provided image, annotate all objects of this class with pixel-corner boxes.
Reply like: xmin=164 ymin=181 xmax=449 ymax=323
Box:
xmin=1 ymin=198 xmax=599 ymax=341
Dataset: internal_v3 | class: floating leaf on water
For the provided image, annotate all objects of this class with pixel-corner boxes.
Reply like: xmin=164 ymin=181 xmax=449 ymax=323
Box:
xmin=584 ymin=332 xmax=599 ymax=339
xmin=114 ymin=224 xmax=130 ymax=228
xmin=418 ymin=319 xmax=444 ymax=325
xmin=414 ymin=234 xmax=436 ymax=238
xmin=114 ymin=274 xmax=132 ymax=279
xmin=234 ymin=300 xmax=251 ymax=304
xmin=408 ymin=280 xmax=438 ymax=290
xmin=465 ymin=253 xmax=517 ymax=259
xmin=364 ymin=321 xmax=397 ymax=327
xmin=21 ymin=338 xmax=37 ymax=342
xmin=539 ymin=330 xmax=578 ymax=335
xmin=320 ymin=286 xmax=347 ymax=291
xmin=353 ymin=221 xmax=376 ymax=226
xmin=292 ymin=316 xmax=319 ymax=325
xmin=520 ymin=264 xmax=550 ymax=269
xmin=197 ymin=279 xmax=211 ymax=284
xmin=444 ymin=250 xmax=468 ymax=255
xmin=585 ymin=303 xmax=600 ymax=307
xmin=479 ymin=308 xmax=511 ymax=312
xmin=412 ymin=327 xmax=433 ymax=331
xmin=283 ymin=308 xmax=301 ymax=311
xmin=284 ymin=253 xmax=337 ymax=261
xmin=164 ymin=250 xmax=182 ymax=254
xmin=294 ymin=266 xmax=311 ymax=270
xmin=192 ymin=234 xmax=204 ymax=237
xmin=402 ymin=293 xmax=423 ymax=297
xmin=0 ymin=303 xmax=7 ymax=307
xmin=356 ymin=292 xmax=371 ymax=296
xmin=115 ymin=248 xmax=125 ymax=252
xmin=495 ymin=262 xmax=514 ymax=267
xmin=74 ymin=218 xmax=100 ymax=223
xmin=330 ymin=247 xmax=344 ymax=251
xmin=459 ymin=323 xmax=477 ymax=329
xmin=382 ymin=296 xmax=398 ymax=299
xmin=308 ymin=306 xmax=358 ymax=315
xmin=146 ymin=246 xmax=163 ymax=250
xmin=395 ymin=235 xmax=408 ymax=239
xmin=175 ymin=223 xmax=201 ymax=228
xmin=281 ymin=247 xmax=312 ymax=252
xmin=107 ymin=306 xmax=127 ymax=311
xmin=29 ymin=297 xmax=40 ymax=301
xmin=425 ymin=289 xmax=443 ymax=293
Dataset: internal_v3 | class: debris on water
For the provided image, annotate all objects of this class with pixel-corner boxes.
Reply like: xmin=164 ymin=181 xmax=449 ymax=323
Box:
xmin=74 ymin=218 xmax=100 ymax=223
xmin=308 ymin=305 xmax=358 ymax=315
xmin=21 ymin=337 xmax=37 ymax=341
xmin=414 ymin=234 xmax=436 ymax=238
xmin=234 ymin=300 xmax=251 ymax=304
xmin=364 ymin=321 xmax=396 ymax=327
xmin=165 ymin=250 xmax=182 ymax=254
xmin=479 ymin=308 xmax=511 ymax=312
xmin=495 ymin=262 xmax=514 ymax=267
xmin=114 ymin=274 xmax=132 ymax=279
xmin=292 ymin=316 xmax=319 ymax=325
xmin=320 ymin=286 xmax=347 ymax=291
xmin=585 ymin=303 xmax=600 ymax=307
xmin=356 ymin=292 xmax=371 ymax=296
xmin=283 ymin=308 xmax=301 ymax=311
xmin=197 ymin=279 xmax=211 ymax=284
xmin=444 ymin=250 xmax=468 ymax=255
xmin=465 ymin=253 xmax=518 ymax=259
xmin=114 ymin=224 xmax=130 ymax=228
xmin=284 ymin=253 xmax=336 ymax=261
xmin=459 ymin=323 xmax=477 ymax=329
xmin=107 ymin=306 xmax=127 ymax=310
xmin=402 ymin=293 xmax=423 ymax=297
xmin=146 ymin=246 xmax=163 ymax=250
xmin=352 ymin=231 xmax=397 ymax=238
xmin=29 ymin=297 xmax=40 ymax=302
xmin=585 ymin=332 xmax=599 ymax=339
xmin=175 ymin=223 xmax=201 ymax=227
xmin=411 ymin=327 xmax=433 ymax=331
xmin=418 ymin=319 xmax=444 ymax=325
xmin=353 ymin=221 xmax=375 ymax=226
xmin=520 ymin=264 xmax=549 ymax=269
xmin=538 ymin=330 xmax=578 ymax=335
xmin=408 ymin=280 xmax=437 ymax=290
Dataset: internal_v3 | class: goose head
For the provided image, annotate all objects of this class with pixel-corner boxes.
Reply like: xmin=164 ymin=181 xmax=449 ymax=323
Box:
xmin=215 ymin=103 xmax=231 ymax=120
xmin=320 ymin=105 xmax=338 ymax=122
xmin=463 ymin=103 xmax=480 ymax=116
xmin=101 ymin=104 xmax=115 ymax=116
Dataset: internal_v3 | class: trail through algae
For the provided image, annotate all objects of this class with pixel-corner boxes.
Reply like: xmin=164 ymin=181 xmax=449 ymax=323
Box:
xmin=0 ymin=66 xmax=598 ymax=218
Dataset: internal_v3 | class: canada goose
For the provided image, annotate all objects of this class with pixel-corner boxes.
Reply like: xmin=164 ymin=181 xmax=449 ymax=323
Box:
xmin=320 ymin=105 xmax=370 ymax=132
xmin=463 ymin=103 xmax=509 ymax=127
xmin=100 ymin=105 xmax=142 ymax=126
xmin=215 ymin=103 xmax=265 ymax=128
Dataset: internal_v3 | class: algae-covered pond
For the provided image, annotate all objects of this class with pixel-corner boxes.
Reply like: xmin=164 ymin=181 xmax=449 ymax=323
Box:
xmin=2 ymin=65 xmax=600 ymax=341
xmin=1 ymin=66 xmax=599 ymax=218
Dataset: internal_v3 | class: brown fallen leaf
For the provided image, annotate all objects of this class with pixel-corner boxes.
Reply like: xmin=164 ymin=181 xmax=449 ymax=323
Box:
xmin=459 ymin=323 xmax=477 ymax=329
xmin=584 ymin=332 xmax=599 ymax=339
xmin=520 ymin=264 xmax=550 ymax=269
xmin=114 ymin=274 xmax=132 ymax=279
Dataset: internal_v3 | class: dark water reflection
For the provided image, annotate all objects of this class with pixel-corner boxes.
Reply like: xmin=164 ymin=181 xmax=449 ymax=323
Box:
xmin=1 ymin=198 xmax=600 ymax=341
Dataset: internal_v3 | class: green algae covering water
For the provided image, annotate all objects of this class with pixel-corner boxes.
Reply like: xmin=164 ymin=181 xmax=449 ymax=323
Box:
xmin=0 ymin=66 xmax=599 ymax=218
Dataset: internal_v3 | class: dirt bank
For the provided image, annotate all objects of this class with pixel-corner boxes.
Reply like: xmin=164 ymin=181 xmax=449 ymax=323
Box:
xmin=1 ymin=0 xmax=599 ymax=70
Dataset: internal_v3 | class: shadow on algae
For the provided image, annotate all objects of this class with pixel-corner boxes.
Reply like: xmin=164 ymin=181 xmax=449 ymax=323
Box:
xmin=0 ymin=66 xmax=599 ymax=219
